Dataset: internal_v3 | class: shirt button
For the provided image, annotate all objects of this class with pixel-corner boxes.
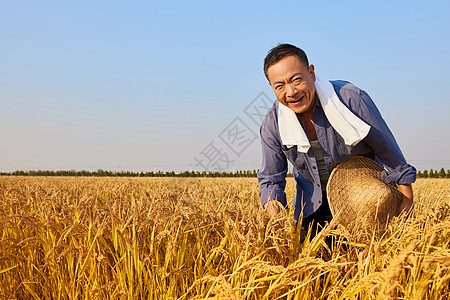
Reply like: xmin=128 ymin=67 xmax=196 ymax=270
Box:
xmin=312 ymin=166 xmax=317 ymax=169
xmin=317 ymin=184 xmax=320 ymax=187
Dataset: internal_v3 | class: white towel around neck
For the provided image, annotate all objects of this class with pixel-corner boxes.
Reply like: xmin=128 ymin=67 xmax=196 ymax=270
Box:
xmin=277 ymin=74 xmax=370 ymax=153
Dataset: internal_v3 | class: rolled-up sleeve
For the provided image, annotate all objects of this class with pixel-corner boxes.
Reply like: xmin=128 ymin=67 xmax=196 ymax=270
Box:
xmin=257 ymin=111 xmax=288 ymax=208
xmin=351 ymin=88 xmax=417 ymax=184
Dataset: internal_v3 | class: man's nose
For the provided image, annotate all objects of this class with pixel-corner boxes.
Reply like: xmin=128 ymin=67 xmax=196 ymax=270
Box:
xmin=286 ymin=83 xmax=297 ymax=97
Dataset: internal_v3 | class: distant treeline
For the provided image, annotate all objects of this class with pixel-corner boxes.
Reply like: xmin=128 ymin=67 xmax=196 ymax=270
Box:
xmin=1 ymin=168 xmax=448 ymax=178
xmin=417 ymin=168 xmax=450 ymax=178
xmin=0 ymin=169 xmax=290 ymax=178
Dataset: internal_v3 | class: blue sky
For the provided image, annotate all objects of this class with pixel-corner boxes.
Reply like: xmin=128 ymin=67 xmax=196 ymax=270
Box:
xmin=1 ymin=1 xmax=449 ymax=172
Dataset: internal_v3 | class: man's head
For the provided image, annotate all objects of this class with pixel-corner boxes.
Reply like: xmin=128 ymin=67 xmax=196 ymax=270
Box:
xmin=264 ymin=44 xmax=316 ymax=115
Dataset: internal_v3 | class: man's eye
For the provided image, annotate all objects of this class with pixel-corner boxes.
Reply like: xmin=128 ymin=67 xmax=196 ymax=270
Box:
xmin=293 ymin=78 xmax=301 ymax=83
xmin=275 ymin=85 xmax=283 ymax=90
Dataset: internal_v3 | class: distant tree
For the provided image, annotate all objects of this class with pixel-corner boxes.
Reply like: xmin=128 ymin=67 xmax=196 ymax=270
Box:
xmin=433 ymin=169 xmax=439 ymax=178
xmin=447 ymin=170 xmax=450 ymax=178
xmin=423 ymin=170 xmax=429 ymax=178
xmin=439 ymin=168 xmax=446 ymax=178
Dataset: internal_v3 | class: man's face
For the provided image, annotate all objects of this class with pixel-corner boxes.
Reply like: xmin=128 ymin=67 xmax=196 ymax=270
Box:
xmin=267 ymin=55 xmax=316 ymax=115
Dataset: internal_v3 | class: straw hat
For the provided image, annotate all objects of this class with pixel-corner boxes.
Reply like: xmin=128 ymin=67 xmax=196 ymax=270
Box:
xmin=326 ymin=156 xmax=402 ymax=231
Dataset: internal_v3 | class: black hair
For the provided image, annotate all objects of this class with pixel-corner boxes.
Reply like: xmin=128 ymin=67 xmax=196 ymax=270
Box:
xmin=263 ymin=43 xmax=309 ymax=81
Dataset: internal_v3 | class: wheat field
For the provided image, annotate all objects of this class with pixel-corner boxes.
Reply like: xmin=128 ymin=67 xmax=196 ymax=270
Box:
xmin=0 ymin=176 xmax=449 ymax=299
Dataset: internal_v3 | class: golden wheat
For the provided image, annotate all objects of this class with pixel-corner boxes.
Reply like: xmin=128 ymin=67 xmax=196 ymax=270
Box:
xmin=0 ymin=177 xmax=449 ymax=299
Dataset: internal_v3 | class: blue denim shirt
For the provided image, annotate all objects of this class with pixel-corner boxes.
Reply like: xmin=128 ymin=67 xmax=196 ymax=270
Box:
xmin=257 ymin=80 xmax=417 ymax=222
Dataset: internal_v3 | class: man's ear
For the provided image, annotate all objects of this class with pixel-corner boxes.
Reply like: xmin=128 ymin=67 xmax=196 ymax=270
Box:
xmin=309 ymin=64 xmax=316 ymax=82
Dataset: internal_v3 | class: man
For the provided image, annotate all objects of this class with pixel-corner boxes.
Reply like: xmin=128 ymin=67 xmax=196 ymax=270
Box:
xmin=258 ymin=43 xmax=415 ymax=230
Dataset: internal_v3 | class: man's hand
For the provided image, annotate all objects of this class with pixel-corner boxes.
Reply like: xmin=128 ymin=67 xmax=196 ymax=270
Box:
xmin=397 ymin=183 xmax=414 ymax=216
xmin=264 ymin=200 xmax=281 ymax=218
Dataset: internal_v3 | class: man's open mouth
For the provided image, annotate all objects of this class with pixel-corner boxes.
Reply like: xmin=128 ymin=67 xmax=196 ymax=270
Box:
xmin=289 ymin=97 xmax=303 ymax=104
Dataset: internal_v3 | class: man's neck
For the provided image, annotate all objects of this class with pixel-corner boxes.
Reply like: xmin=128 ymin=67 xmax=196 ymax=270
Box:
xmin=298 ymin=112 xmax=318 ymax=141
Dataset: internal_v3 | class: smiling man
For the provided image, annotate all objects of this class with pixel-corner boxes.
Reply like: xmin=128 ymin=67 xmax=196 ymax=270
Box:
xmin=258 ymin=43 xmax=416 ymax=232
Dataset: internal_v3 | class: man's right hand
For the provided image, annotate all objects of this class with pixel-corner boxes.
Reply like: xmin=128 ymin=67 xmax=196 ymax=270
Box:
xmin=264 ymin=200 xmax=281 ymax=218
